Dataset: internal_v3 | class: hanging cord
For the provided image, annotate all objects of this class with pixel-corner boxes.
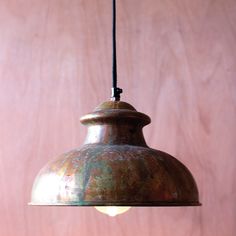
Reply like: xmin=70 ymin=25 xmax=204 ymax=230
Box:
xmin=111 ymin=0 xmax=123 ymax=101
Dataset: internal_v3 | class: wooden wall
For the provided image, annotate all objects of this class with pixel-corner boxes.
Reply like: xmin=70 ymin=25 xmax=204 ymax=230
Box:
xmin=0 ymin=0 xmax=235 ymax=235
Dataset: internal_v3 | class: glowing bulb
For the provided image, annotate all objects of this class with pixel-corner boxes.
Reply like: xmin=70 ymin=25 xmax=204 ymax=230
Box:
xmin=95 ymin=207 xmax=131 ymax=217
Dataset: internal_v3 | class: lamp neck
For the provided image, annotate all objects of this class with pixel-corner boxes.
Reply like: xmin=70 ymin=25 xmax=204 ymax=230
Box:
xmin=80 ymin=101 xmax=151 ymax=147
xmin=84 ymin=123 xmax=148 ymax=147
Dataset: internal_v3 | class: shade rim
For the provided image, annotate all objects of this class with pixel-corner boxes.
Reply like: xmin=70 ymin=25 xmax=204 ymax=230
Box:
xmin=29 ymin=201 xmax=201 ymax=207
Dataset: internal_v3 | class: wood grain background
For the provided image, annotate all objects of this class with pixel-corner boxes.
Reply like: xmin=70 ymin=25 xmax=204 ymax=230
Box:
xmin=0 ymin=0 xmax=235 ymax=235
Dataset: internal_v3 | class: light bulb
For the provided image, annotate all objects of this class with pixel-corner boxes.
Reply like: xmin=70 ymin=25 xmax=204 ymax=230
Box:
xmin=95 ymin=206 xmax=131 ymax=217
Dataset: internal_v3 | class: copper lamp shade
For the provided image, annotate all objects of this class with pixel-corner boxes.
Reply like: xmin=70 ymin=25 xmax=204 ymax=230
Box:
xmin=30 ymin=101 xmax=200 ymax=207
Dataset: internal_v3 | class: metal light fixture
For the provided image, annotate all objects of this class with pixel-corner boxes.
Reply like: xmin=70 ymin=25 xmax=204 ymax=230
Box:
xmin=30 ymin=0 xmax=200 ymax=216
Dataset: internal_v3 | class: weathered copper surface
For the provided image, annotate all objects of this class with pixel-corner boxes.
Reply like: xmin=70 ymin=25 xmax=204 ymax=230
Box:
xmin=30 ymin=101 xmax=200 ymax=206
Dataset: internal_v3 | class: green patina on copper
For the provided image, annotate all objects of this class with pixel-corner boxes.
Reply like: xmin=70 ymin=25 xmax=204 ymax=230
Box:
xmin=30 ymin=101 xmax=200 ymax=206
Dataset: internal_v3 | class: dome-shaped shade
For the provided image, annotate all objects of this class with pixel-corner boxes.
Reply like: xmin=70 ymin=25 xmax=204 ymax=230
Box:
xmin=30 ymin=101 xmax=200 ymax=206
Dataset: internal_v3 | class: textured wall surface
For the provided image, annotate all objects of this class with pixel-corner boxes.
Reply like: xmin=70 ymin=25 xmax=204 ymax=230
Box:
xmin=0 ymin=0 xmax=235 ymax=235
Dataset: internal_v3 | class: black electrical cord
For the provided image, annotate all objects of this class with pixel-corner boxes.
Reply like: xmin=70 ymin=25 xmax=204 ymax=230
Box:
xmin=111 ymin=0 xmax=123 ymax=101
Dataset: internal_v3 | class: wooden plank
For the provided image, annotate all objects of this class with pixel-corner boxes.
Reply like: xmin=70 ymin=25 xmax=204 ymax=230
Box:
xmin=0 ymin=0 xmax=235 ymax=235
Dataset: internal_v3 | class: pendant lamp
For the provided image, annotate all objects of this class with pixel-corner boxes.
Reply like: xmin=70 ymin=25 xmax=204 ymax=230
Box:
xmin=30 ymin=0 xmax=201 ymax=217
